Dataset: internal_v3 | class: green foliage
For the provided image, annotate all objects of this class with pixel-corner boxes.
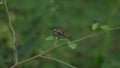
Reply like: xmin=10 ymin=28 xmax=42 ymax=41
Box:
xmin=46 ymin=35 xmax=77 ymax=49
xmin=46 ymin=35 xmax=55 ymax=41
xmin=67 ymin=41 xmax=77 ymax=49
xmin=100 ymin=25 xmax=112 ymax=31
xmin=0 ymin=2 xmax=3 ymax=4
xmin=92 ymin=23 xmax=100 ymax=31
xmin=0 ymin=0 xmax=120 ymax=68
xmin=91 ymin=23 xmax=112 ymax=31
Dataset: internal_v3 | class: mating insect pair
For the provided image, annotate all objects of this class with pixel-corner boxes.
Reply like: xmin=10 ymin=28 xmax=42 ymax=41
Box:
xmin=53 ymin=29 xmax=71 ymax=40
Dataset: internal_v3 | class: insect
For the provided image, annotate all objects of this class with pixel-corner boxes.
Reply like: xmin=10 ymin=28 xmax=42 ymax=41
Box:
xmin=53 ymin=29 xmax=71 ymax=40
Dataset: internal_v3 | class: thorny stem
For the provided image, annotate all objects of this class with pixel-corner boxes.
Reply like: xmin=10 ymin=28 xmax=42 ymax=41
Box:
xmin=11 ymin=27 xmax=120 ymax=68
xmin=2 ymin=0 xmax=18 ymax=67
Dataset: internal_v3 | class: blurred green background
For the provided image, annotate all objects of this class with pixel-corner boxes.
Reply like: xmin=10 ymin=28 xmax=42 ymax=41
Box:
xmin=0 ymin=0 xmax=120 ymax=68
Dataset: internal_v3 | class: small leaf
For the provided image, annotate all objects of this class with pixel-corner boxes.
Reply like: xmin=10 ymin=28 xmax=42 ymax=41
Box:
xmin=100 ymin=25 xmax=112 ymax=31
xmin=92 ymin=23 xmax=100 ymax=30
xmin=46 ymin=35 xmax=54 ymax=40
xmin=68 ymin=42 xmax=77 ymax=49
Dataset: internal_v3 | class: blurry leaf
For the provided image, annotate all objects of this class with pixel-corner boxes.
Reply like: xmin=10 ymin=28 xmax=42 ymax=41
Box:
xmin=46 ymin=35 xmax=55 ymax=40
xmin=67 ymin=42 xmax=77 ymax=49
xmin=0 ymin=2 xmax=3 ymax=4
xmin=92 ymin=23 xmax=100 ymax=31
xmin=100 ymin=25 xmax=112 ymax=31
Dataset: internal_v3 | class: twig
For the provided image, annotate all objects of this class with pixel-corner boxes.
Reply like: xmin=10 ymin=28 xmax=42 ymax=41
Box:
xmin=40 ymin=56 xmax=77 ymax=68
xmin=11 ymin=27 xmax=120 ymax=68
xmin=2 ymin=0 xmax=18 ymax=67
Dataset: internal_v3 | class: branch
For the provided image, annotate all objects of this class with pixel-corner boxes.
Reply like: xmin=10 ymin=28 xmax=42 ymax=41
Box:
xmin=2 ymin=0 xmax=18 ymax=67
xmin=11 ymin=27 xmax=120 ymax=68
xmin=40 ymin=56 xmax=77 ymax=68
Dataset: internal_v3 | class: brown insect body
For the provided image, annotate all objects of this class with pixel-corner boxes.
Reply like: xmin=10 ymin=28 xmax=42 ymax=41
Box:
xmin=63 ymin=34 xmax=71 ymax=39
xmin=53 ymin=29 xmax=64 ymax=35
xmin=53 ymin=29 xmax=71 ymax=40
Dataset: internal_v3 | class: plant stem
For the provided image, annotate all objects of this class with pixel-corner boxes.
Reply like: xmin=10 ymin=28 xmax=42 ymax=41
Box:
xmin=40 ymin=56 xmax=77 ymax=68
xmin=3 ymin=0 xmax=18 ymax=66
xmin=11 ymin=27 xmax=120 ymax=68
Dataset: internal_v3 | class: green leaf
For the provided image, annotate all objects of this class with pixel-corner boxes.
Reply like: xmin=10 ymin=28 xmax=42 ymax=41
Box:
xmin=92 ymin=23 xmax=100 ymax=30
xmin=68 ymin=42 xmax=77 ymax=49
xmin=46 ymin=35 xmax=55 ymax=40
xmin=100 ymin=25 xmax=112 ymax=31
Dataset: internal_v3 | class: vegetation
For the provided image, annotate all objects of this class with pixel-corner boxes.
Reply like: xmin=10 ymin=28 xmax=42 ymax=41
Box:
xmin=0 ymin=0 xmax=120 ymax=68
